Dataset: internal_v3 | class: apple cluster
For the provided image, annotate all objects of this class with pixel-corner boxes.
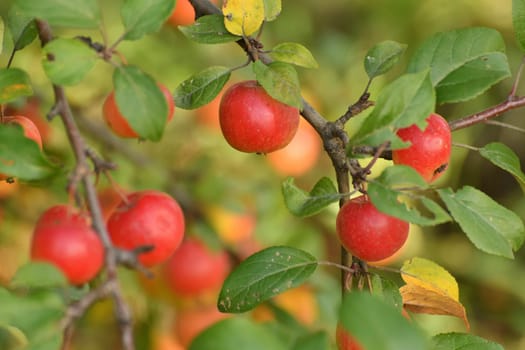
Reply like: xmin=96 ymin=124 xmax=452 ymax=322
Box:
xmin=29 ymin=189 xmax=186 ymax=285
xmin=336 ymin=113 xmax=451 ymax=264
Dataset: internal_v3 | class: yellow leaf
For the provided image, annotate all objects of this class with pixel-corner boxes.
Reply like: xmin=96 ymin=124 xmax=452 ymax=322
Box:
xmin=400 ymin=284 xmax=470 ymax=330
xmin=401 ymin=257 xmax=459 ymax=301
xmin=222 ymin=0 xmax=265 ymax=36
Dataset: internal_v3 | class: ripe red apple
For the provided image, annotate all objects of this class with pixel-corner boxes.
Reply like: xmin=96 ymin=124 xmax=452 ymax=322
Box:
xmin=392 ymin=113 xmax=451 ymax=182
xmin=102 ymin=84 xmax=175 ymax=138
xmin=107 ymin=190 xmax=185 ymax=267
xmin=336 ymin=324 xmax=365 ymax=350
xmin=30 ymin=204 xmax=104 ymax=285
xmin=336 ymin=195 xmax=409 ymax=262
xmin=219 ymin=80 xmax=300 ymax=153
xmin=164 ymin=238 xmax=230 ymax=296
xmin=0 ymin=115 xmax=43 ymax=180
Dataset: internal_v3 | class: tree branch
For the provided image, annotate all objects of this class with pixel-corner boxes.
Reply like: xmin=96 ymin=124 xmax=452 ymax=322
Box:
xmin=35 ymin=20 xmax=135 ymax=350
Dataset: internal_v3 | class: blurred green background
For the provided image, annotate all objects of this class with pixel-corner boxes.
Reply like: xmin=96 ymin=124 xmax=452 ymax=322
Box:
xmin=0 ymin=0 xmax=524 ymax=349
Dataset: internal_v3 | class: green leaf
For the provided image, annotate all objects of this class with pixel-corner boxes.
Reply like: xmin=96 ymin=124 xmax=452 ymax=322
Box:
xmin=370 ymin=275 xmax=403 ymax=311
xmin=438 ymin=186 xmax=525 ymax=258
xmin=0 ymin=124 xmax=56 ymax=181
xmin=291 ymin=330 xmax=329 ymax=350
xmin=0 ymin=325 xmax=28 ymax=350
xmin=7 ymin=10 xmax=36 ymax=52
xmin=217 ymin=246 xmax=317 ymax=313
xmin=365 ymin=40 xmax=407 ymax=79
xmin=351 ymin=70 xmax=435 ymax=148
xmin=339 ymin=292 xmax=429 ymax=350
xmin=270 ymin=42 xmax=319 ymax=68
xmin=281 ymin=177 xmax=339 ymax=217
xmin=179 ymin=14 xmax=240 ymax=44
xmin=367 ymin=165 xmax=452 ymax=226
xmin=0 ymin=287 xmax=65 ymax=350
xmin=407 ymin=27 xmax=510 ymax=104
xmin=190 ymin=318 xmax=287 ymax=350
xmin=174 ymin=66 xmax=231 ymax=109
xmin=253 ymin=60 xmax=302 ymax=108
xmin=14 ymin=0 xmax=100 ymax=28
xmin=263 ymin=0 xmax=282 ymax=21
xmin=113 ymin=65 xmax=168 ymax=141
xmin=42 ymin=38 xmax=98 ymax=86
xmin=479 ymin=142 xmax=525 ymax=192
xmin=513 ymin=0 xmax=525 ymax=51
xmin=432 ymin=332 xmax=504 ymax=350
xmin=121 ymin=0 xmax=175 ymax=41
xmin=0 ymin=68 xmax=33 ymax=103
xmin=7 ymin=3 xmax=37 ymax=51
xmin=10 ymin=263 xmax=68 ymax=289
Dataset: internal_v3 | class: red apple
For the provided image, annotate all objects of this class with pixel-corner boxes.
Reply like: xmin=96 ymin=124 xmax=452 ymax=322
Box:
xmin=336 ymin=195 xmax=409 ymax=262
xmin=107 ymin=190 xmax=185 ymax=267
xmin=392 ymin=113 xmax=451 ymax=182
xmin=31 ymin=205 xmax=104 ymax=285
xmin=219 ymin=80 xmax=300 ymax=153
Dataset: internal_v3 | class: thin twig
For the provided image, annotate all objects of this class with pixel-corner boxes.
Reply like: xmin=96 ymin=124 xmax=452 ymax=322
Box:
xmin=509 ymin=56 xmax=525 ymax=98
xmin=484 ymin=119 xmax=525 ymax=133
xmin=449 ymin=95 xmax=525 ymax=131
xmin=317 ymin=260 xmax=355 ymax=275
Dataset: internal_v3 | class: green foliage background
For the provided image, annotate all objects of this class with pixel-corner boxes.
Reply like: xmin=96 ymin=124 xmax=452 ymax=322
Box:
xmin=0 ymin=0 xmax=524 ymax=349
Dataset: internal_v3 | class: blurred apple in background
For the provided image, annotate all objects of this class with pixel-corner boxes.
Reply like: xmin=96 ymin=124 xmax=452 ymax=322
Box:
xmin=97 ymin=186 xmax=126 ymax=223
xmin=252 ymin=284 xmax=319 ymax=326
xmin=266 ymin=118 xmax=322 ymax=177
xmin=205 ymin=204 xmax=256 ymax=245
xmin=174 ymin=304 xmax=230 ymax=348
xmin=5 ymin=97 xmax=52 ymax=144
xmin=0 ymin=181 xmax=19 ymax=199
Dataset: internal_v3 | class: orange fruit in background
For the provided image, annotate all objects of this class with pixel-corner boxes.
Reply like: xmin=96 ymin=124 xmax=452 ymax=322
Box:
xmin=167 ymin=0 xmax=219 ymax=27
xmin=0 ymin=180 xmax=19 ymax=199
xmin=205 ymin=205 xmax=256 ymax=245
xmin=1 ymin=115 xmax=43 ymax=150
xmin=336 ymin=324 xmax=365 ymax=350
xmin=102 ymin=84 xmax=175 ymax=138
xmin=174 ymin=305 xmax=230 ymax=347
xmin=152 ymin=331 xmax=184 ymax=350
xmin=266 ymin=117 xmax=322 ymax=176
xmin=5 ymin=97 xmax=52 ymax=143
xmin=97 ymin=186 xmax=126 ymax=223
xmin=0 ymin=116 xmax=44 ymax=181
xmin=195 ymin=92 xmax=222 ymax=131
xmin=252 ymin=285 xmax=319 ymax=326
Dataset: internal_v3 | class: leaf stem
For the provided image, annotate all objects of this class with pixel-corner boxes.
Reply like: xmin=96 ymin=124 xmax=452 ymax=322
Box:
xmin=318 ymin=260 xmax=355 ymax=275
xmin=509 ymin=55 xmax=525 ymax=98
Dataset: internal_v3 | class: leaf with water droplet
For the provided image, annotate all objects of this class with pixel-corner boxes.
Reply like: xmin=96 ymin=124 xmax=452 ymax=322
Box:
xmin=218 ymin=246 xmax=317 ymax=313
xmin=364 ymin=40 xmax=407 ymax=79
